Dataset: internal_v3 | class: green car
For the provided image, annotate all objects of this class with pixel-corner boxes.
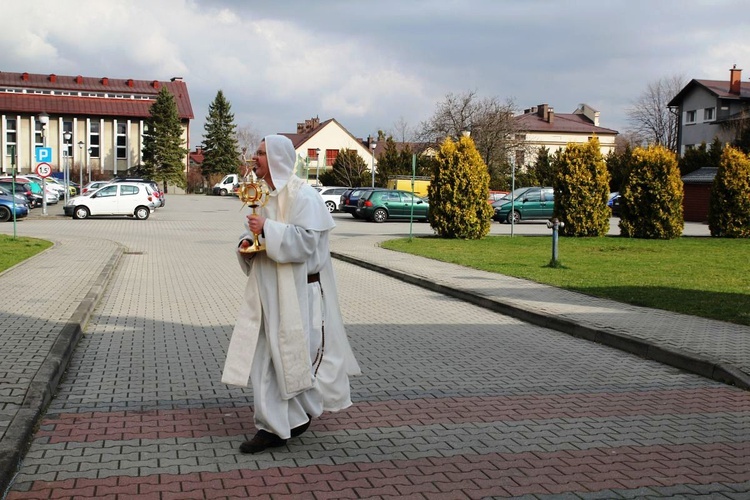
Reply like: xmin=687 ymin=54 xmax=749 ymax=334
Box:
xmin=356 ymin=189 xmax=429 ymax=223
xmin=493 ymin=187 xmax=555 ymax=224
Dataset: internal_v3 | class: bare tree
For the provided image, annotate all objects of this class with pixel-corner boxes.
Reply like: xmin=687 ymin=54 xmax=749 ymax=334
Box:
xmin=418 ymin=90 xmax=525 ymax=183
xmin=235 ymin=125 xmax=261 ymax=156
xmin=389 ymin=117 xmax=415 ymax=143
xmin=626 ymin=75 xmax=686 ymax=152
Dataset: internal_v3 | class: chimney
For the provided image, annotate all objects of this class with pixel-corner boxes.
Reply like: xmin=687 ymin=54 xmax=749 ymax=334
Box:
xmin=152 ymin=80 xmax=160 ymax=89
xmin=730 ymin=65 xmax=742 ymax=95
xmin=537 ymin=104 xmax=548 ymax=118
xmin=127 ymin=79 xmax=134 ymax=87
xmin=22 ymin=72 xmax=29 ymax=81
xmin=547 ymin=108 xmax=554 ymax=125
xmin=75 ymin=75 xmax=83 ymax=84
xmin=101 ymin=77 xmax=109 ymax=86
xmin=49 ymin=74 xmax=57 ymax=83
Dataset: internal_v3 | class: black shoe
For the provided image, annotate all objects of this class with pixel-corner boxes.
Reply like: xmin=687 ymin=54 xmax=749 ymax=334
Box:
xmin=291 ymin=415 xmax=312 ymax=438
xmin=239 ymin=430 xmax=287 ymax=454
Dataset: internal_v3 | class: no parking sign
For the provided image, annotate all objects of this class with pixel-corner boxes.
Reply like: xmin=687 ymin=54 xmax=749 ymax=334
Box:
xmin=35 ymin=162 xmax=52 ymax=178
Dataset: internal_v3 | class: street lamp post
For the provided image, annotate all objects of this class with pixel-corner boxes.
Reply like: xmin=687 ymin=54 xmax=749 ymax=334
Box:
xmin=78 ymin=141 xmax=84 ymax=188
xmin=87 ymin=147 xmax=92 ymax=183
xmin=63 ymin=131 xmax=72 ymax=205
xmin=38 ymin=112 xmax=49 ymax=216
xmin=315 ymin=148 xmax=321 ymax=187
xmin=370 ymin=141 xmax=377 ymax=187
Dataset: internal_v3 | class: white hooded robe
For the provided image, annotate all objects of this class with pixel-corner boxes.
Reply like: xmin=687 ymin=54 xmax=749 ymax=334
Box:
xmin=222 ymin=135 xmax=360 ymax=439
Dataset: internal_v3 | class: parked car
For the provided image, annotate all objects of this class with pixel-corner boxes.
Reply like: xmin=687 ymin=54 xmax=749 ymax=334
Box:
xmin=493 ymin=187 xmax=555 ymax=224
xmin=0 ymin=180 xmax=43 ymax=208
xmin=356 ymin=188 xmax=429 ymax=223
xmin=22 ymin=174 xmax=67 ymax=200
xmin=110 ymin=178 xmax=165 ymax=207
xmin=63 ymin=182 xmax=157 ymax=220
xmin=339 ymin=187 xmax=384 ymax=218
xmin=213 ymin=174 xmax=239 ymax=196
xmin=80 ymin=181 xmax=110 ymax=195
xmin=0 ymin=193 xmax=29 ymax=222
xmin=13 ymin=175 xmax=60 ymax=204
xmin=0 ymin=185 xmax=30 ymax=206
xmin=608 ymin=192 xmax=621 ymax=217
xmin=316 ymin=186 xmax=348 ymax=213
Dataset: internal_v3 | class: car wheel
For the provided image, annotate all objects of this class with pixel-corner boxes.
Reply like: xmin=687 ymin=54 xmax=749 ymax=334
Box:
xmin=74 ymin=206 xmax=89 ymax=220
xmin=135 ymin=206 xmax=150 ymax=220
xmin=507 ymin=210 xmax=520 ymax=224
xmin=373 ymin=208 xmax=388 ymax=223
xmin=0 ymin=206 xmax=10 ymax=222
xmin=325 ymin=201 xmax=335 ymax=212
xmin=220 ymin=189 xmax=228 ymax=196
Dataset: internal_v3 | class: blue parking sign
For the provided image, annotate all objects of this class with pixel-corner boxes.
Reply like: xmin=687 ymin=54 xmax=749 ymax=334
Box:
xmin=35 ymin=147 xmax=52 ymax=162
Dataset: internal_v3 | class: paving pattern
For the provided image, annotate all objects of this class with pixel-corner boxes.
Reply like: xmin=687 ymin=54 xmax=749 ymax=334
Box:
xmin=1 ymin=196 xmax=749 ymax=499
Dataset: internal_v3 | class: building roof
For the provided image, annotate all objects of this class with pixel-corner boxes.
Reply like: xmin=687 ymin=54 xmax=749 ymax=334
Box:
xmin=0 ymin=71 xmax=193 ymax=119
xmin=681 ymin=167 xmax=717 ymax=184
xmin=668 ymin=79 xmax=750 ymax=107
xmin=514 ymin=110 xmax=618 ymax=135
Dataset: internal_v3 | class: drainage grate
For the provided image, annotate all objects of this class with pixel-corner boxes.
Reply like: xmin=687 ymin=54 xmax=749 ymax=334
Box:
xmin=123 ymin=251 xmax=144 ymax=255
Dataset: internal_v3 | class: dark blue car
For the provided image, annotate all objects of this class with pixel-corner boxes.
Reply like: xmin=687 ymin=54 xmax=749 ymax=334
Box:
xmin=0 ymin=194 xmax=29 ymax=222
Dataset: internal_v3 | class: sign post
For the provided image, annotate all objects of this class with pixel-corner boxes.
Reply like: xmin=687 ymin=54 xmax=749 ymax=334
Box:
xmin=36 ymin=146 xmax=52 ymax=216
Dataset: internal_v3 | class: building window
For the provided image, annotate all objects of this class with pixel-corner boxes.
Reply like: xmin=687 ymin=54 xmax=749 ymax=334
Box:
xmin=35 ymin=121 xmax=45 ymax=148
xmin=325 ymin=149 xmax=338 ymax=166
xmin=63 ymin=120 xmax=73 ymax=156
xmin=686 ymin=110 xmax=696 ymax=123
xmin=704 ymin=107 xmax=715 ymax=121
xmin=116 ymin=122 xmax=127 ymax=159
xmin=307 ymin=148 xmax=318 ymax=159
xmin=89 ymin=122 xmax=100 ymax=158
xmin=5 ymin=118 xmax=16 ymax=157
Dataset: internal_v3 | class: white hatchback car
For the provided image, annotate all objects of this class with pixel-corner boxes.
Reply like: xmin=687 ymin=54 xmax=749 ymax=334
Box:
xmin=64 ymin=182 xmax=157 ymax=220
xmin=316 ymin=186 xmax=348 ymax=213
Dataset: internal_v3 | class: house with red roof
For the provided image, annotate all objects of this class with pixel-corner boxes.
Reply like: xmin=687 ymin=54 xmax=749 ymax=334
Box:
xmin=668 ymin=65 xmax=750 ymax=156
xmin=513 ymin=103 xmax=618 ymax=166
xmin=280 ymin=117 xmax=376 ymax=184
xmin=0 ymin=71 xmax=193 ymax=181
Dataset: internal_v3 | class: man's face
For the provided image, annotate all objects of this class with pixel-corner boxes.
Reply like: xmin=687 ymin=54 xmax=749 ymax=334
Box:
xmin=252 ymin=141 xmax=271 ymax=183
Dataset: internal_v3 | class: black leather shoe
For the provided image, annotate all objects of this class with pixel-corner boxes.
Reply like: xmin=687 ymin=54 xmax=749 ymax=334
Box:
xmin=291 ymin=415 xmax=312 ymax=438
xmin=239 ymin=430 xmax=287 ymax=454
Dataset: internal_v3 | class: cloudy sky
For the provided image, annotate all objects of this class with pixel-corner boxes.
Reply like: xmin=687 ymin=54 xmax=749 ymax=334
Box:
xmin=2 ymin=0 xmax=749 ymax=148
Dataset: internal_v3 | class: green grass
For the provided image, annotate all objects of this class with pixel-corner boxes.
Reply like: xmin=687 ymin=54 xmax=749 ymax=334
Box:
xmin=0 ymin=234 xmax=53 ymax=273
xmin=382 ymin=235 xmax=750 ymax=326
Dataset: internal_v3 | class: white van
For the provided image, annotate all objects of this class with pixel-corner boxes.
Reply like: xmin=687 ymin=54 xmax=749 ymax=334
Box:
xmin=213 ymin=174 xmax=239 ymax=196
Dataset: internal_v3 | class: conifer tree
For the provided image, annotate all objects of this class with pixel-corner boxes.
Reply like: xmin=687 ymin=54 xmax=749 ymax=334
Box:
xmin=619 ymin=144 xmax=684 ymax=239
xmin=708 ymin=146 xmax=750 ymax=237
xmin=140 ymin=87 xmax=188 ymax=190
xmin=427 ymin=135 xmax=493 ymax=239
xmin=202 ymin=90 xmax=240 ymax=180
xmin=552 ymin=137 xmax=611 ymax=236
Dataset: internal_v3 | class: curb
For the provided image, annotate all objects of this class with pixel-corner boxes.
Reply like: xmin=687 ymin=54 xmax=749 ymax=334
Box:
xmin=332 ymin=251 xmax=750 ymax=391
xmin=0 ymin=246 xmax=124 ymax=498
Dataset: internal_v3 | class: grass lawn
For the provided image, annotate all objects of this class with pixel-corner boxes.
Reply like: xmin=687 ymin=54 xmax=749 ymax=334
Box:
xmin=0 ymin=234 xmax=53 ymax=273
xmin=382 ymin=235 xmax=750 ymax=326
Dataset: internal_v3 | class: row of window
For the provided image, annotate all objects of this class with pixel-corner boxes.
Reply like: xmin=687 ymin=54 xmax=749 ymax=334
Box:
xmin=685 ymin=107 xmax=714 ymax=124
xmin=306 ymin=148 xmax=339 ymax=166
xmin=1 ymin=87 xmax=155 ymax=101
xmin=4 ymin=119 xmax=128 ymax=159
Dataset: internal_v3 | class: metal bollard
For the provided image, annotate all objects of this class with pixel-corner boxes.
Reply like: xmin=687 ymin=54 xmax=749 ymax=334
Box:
xmin=546 ymin=218 xmax=564 ymax=266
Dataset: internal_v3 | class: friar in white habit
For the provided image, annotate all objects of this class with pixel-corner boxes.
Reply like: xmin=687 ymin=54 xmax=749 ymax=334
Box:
xmin=222 ymin=134 xmax=360 ymax=454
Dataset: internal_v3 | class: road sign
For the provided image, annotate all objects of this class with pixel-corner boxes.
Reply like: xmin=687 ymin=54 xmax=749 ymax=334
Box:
xmin=35 ymin=147 xmax=52 ymax=162
xmin=36 ymin=162 xmax=52 ymax=178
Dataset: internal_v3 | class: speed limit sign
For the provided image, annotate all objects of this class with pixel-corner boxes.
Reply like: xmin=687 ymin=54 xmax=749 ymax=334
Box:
xmin=36 ymin=162 xmax=52 ymax=178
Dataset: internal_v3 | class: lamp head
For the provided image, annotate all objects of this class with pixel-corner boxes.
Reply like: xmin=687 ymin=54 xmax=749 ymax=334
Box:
xmin=63 ymin=131 xmax=72 ymax=142
xmin=38 ymin=112 xmax=49 ymax=126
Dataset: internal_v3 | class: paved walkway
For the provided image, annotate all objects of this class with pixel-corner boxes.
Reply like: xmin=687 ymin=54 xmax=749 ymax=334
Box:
xmin=1 ymin=196 xmax=749 ymax=499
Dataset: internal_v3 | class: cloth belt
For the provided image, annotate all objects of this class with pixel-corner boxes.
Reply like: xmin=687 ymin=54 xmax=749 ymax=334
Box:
xmin=307 ymin=272 xmax=320 ymax=284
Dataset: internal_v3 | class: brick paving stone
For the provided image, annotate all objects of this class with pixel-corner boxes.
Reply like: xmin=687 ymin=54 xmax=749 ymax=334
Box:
xmin=2 ymin=198 xmax=749 ymax=499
